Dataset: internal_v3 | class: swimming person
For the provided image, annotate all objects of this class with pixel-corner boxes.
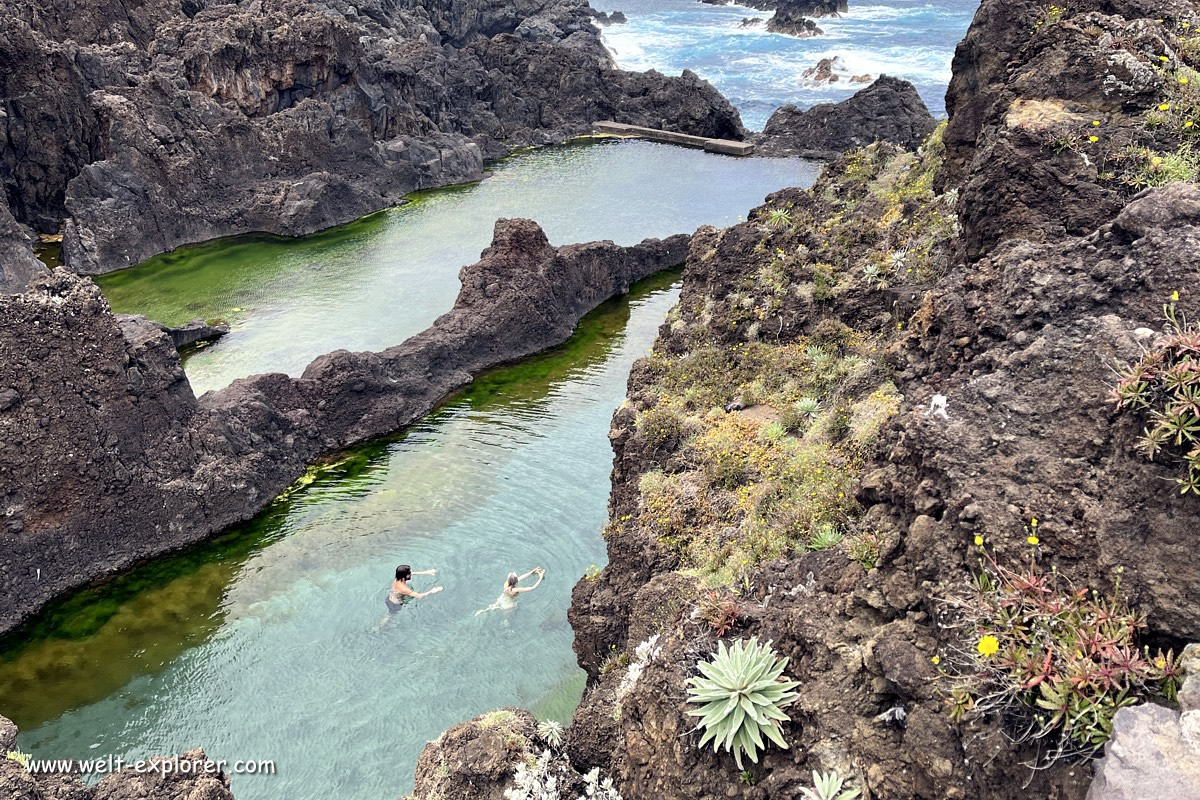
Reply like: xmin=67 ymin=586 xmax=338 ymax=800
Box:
xmin=475 ymin=567 xmax=544 ymax=615
xmin=386 ymin=564 xmax=443 ymax=613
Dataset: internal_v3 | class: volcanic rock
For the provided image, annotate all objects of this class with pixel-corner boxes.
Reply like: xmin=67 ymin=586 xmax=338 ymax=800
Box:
xmin=0 ymin=220 xmax=690 ymax=635
xmin=766 ymin=8 xmax=824 ymax=37
xmin=0 ymin=0 xmax=741 ymax=275
xmin=755 ymin=75 xmax=937 ymax=158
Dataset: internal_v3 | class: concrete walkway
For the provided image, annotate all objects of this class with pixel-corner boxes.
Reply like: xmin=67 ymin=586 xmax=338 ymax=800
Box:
xmin=593 ymin=121 xmax=755 ymax=156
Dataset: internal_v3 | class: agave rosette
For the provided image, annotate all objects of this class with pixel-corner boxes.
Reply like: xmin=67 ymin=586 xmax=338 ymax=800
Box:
xmin=686 ymin=636 xmax=800 ymax=768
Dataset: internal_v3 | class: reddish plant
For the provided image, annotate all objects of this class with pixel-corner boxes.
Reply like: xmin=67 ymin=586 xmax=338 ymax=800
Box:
xmin=698 ymin=590 xmax=740 ymax=637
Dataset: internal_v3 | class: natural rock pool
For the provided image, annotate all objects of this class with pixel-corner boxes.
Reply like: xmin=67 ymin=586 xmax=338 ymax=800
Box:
xmin=1 ymin=140 xmax=816 ymax=798
xmin=96 ymin=139 xmax=818 ymax=395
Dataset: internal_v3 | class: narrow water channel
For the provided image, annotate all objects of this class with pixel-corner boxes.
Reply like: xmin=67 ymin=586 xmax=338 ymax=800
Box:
xmin=2 ymin=274 xmax=678 ymax=799
xmin=3 ymin=140 xmax=818 ymax=798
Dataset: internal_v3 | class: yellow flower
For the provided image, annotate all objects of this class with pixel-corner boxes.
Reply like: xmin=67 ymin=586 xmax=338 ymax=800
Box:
xmin=1092 ymin=120 xmax=1101 ymax=126
xmin=1173 ymin=290 xmax=1181 ymax=302
xmin=1031 ymin=518 xmax=1038 ymax=527
xmin=1089 ymin=135 xmax=1099 ymax=143
xmin=1161 ymin=103 xmax=1173 ymax=111
xmin=1161 ymin=55 xmax=1171 ymax=62
xmin=1028 ymin=535 xmax=1040 ymax=546
xmin=977 ymin=635 xmax=1000 ymax=657
xmin=931 ymin=655 xmax=941 ymax=665
xmin=1183 ymin=77 xmax=1191 ymax=85
xmin=974 ymin=535 xmax=984 ymax=547
xmin=1188 ymin=121 xmax=1196 ymax=129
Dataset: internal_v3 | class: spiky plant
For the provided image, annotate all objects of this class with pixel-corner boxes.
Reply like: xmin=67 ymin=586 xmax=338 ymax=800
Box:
xmin=1112 ymin=299 xmax=1200 ymax=493
xmin=6 ymin=750 xmax=30 ymax=768
xmin=795 ymin=397 xmax=821 ymax=420
xmin=808 ymin=523 xmax=843 ymax=551
xmin=766 ymin=207 xmax=793 ymax=228
xmin=800 ymin=770 xmax=861 ymax=800
xmin=536 ymin=719 xmax=564 ymax=748
xmin=686 ymin=637 xmax=800 ymax=768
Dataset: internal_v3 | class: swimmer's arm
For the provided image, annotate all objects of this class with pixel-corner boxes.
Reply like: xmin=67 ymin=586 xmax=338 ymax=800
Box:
xmin=396 ymin=583 xmax=443 ymax=599
xmin=413 ymin=568 xmax=437 ymax=576
xmin=514 ymin=574 xmax=543 ymax=594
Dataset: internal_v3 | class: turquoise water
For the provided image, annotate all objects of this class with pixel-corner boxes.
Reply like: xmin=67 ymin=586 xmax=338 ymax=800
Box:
xmin=0 ymin=5 xmax=986 ymax=792
xmin=596 ymin=0 xmax=981 ymax=129
xmin=3 ymin=275 xmax=679 ymax=799
xmin=3 ymin=139 xmax=819 ymax=799
xmin=97 ymin=139 xmax=816 ymax=396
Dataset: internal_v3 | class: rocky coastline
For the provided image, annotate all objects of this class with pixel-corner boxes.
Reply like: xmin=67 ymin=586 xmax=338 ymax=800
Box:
xmin=4 ymin=0 xmax=1200 ymax=798
xmin=412 ymin=1 xmax=1200 ymax=798
xmin=0 ymin=220 xmax=689 ymax=637
xmin=754 ymin=75 xmax=938 ymax=159
xmin=0 ymin=0 xmax=739 ymax=276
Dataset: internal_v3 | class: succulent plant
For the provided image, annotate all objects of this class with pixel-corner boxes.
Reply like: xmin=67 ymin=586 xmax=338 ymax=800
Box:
xmin=800 ymin=770 xmax=861 ymax=800
xmin=686 ymin=637 xmax=800 ymax=768
xmin=537 ymin=719 xmax=564 ymax=748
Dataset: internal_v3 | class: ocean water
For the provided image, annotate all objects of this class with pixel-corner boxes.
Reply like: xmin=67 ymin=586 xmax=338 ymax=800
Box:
xmin=595 ymin=0 xmax=981 ymax=129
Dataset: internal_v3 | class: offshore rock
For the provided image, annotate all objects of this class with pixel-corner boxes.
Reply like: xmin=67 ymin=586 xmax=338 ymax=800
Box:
xmin=0 ymin=220 xmax=689 ymax=635
xmin=0 ymin=0 xmax=741 ymax=275
xmin=755 ymin=75 xmax=937 ymax=158
xmin=766 ymin=8 xmax=824 ymax=37
xmin=701 ymin=0 xmax=846 ymax=16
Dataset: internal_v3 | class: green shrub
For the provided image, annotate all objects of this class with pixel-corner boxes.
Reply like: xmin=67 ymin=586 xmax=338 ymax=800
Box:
xmin=845 ymin=530 xmax=883 ymax=570
xmin=1118 ymin=144 xmax=1199 ymax=189
xmin=6 ymin=750 xmax=30 ymax=768
xmin=478 ymin=709 xmax=516 ymax=729
xmin=686 ymin=637 xmax=800 ymax=769
xmin=637 ymin=405 xmax=684 ymax=448
xmin=696 ymin=424 xmax=751 ymax=489
xmin=939 ymin=556 xmax=1181 ymax=764
xmin=1112 ymin=300 xmax=1200 ymax=493
xmin=759 ymin=421 xmax=788 ymax=443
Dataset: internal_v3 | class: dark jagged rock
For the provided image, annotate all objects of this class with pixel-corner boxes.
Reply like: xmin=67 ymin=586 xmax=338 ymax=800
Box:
xmin=0 ymin=220 xmax=689 ymax=635
xmin=592 ymin=10 xmax=627 ymax=25
xmin=418 ymin=3 xmax=1200 ymax=800
xmin=153 ymin=318 xmax=230 ymax=351
xmin=755 ymin=75 xmax=937 ymax=159
xmin=765 ymin=8 xmax=823 ymax=37
xmin=796 ymin=55 xmax=869 ymax=84
xmin=0 ymin=198 xmax=46 ymax=294
xmin=0 ymin=0 xmax=741 ymax=275
xmin=0 ymin=715 xmax=234 ymax=800
xmin=701 ymin=0 xmax=846 ymax=16
xmin=413 ymin=709 xmax=540 ymax=800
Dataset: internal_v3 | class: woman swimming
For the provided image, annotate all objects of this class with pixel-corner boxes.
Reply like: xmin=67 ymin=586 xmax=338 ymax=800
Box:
xmin=475 ymin=567 xmax=544 ymax=615
xmin=386 ymin=564 xmax=443 ymax=612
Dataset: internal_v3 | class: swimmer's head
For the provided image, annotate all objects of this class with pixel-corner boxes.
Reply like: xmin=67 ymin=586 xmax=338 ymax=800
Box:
xmin=507 ymin=572 xmax=519 ymax=587
xmin=395 ymin=565 xmax=412 ymax=582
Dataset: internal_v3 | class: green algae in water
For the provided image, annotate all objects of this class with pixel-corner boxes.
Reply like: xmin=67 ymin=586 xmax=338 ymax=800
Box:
xmin=0 ymin=273 xmax=681 ymax=800
xmin=93 ymin=139 xmax=816 ymax=396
